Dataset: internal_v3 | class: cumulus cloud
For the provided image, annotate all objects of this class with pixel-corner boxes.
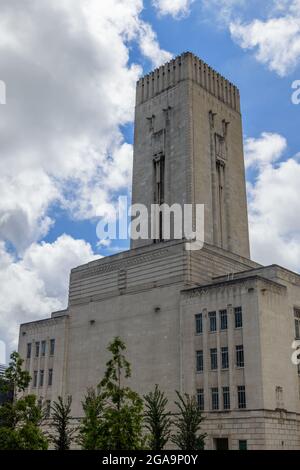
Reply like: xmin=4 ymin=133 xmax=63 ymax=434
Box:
xmin=152 ymin=0 xmax=194 ymax=18
xmin=0 ymin=235 xmax=98 ymax=356
xmin=246 ymin=133 xmax=300 ymax=272
xmin=230 ymin=0 xmax=300 ymax=76
xmin=0 ymin=0 xmax=170 ymax=252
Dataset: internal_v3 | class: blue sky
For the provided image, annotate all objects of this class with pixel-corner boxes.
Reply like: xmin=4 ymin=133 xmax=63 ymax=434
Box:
xmin=0 ymin=0 xmax=300 ymax=360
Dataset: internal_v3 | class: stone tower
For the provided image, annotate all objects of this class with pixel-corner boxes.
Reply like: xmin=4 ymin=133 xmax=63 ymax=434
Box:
xmin=131 ymin=52 xmax=250 ymax=259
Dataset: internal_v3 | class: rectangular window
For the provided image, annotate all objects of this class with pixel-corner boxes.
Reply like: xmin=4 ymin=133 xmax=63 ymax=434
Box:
xmin=209 ymin=312 xmax=217 ymax=332
xmin=197 ymin=389 xmax=204 ymax=411
xmin=210 ymin=348 xmax=218 ymax=370
xmin=236 ymin=345 xmax=244 ymax=368
xmin=211 ymin=387 xmax=219 ymax=410
xmin=39 ymin=370 xmax=44 ymax=387
xmin=235 ymin=307 xmax=243 ymax=328
xmin=220 ymin=310 xmax=228 ymax=330
xmin=48 ymin=369 xmax=53 ymax=387
xmin=41 ymin=340 xmax=46 ymax=356
xmin=33 ymin=370 xmax=38 ymax=388
xmin=195 ymin=313 xmax=203 ymax=334
xmin=35 ymin=342 xmax=40 ymax=358
xmin=239 ymin=440 xmax=247 ymax=451
xmin=221 ymin=347 xmax=229 ymax=369
xmin=294 ymin=309 xmax=300 ymax=340
xmin=196 ymin=350 xmax=203 ymax=373
xmin=26 ymin=343 xmax=32 ymax=359
xmin=238 ymin=385 xmax=246 ymax=409
xmin=223 ymin=386 xmax=230 ymax=410
xmin=50 ymin=339 xmax=55 ymax=356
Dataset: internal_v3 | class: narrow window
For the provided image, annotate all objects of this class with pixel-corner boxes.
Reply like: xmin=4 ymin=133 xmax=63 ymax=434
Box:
xmin=197 ymin=389 xmax=204 ymax=411
xmin=220 ymin=310 xmax=228 ymax=330
xmin=223 ymin=386 xmax=230 ymax=410
xmin=41 ymin=341 xmax=46 ymax=357
xmin=48 ymin=369 xmax=53 ymax=387
xmin=210 ymin=348 xmax=218 ymax=370
xmin=50 ymin=339 xmax=55 ymax=356
xmin=39 ymin=370 xmax=44 ymax=387
xmin=235 ymin=307 xmax=243 ymax=328
xmin=237 ymin=386 xmax=246 ymax=409
xmin=221 ymin=347 xmax=229 ymax=369
xmin=294 ymin=309 xmax=300 ymax=340
xmin=209 ymin=312 xmax=217 ymax=332
xmin=26 ymin=343 xmax=32 ymax=359
xmin=239 ymin=440 xmax=247 ymax=450
xmin=45 ymin=400 xmax=51 ymax=419
xmin=236 ymin=345 xmax=244 ymax=368
xmin=195 ymin=313 xmax=203 ymax=334
xmin=211 ymin=388 xmax=219 ymax=410
xmin=35 ymin=342 xmax=40 ymax=358
xmin=196 ymin=350 xmax=204 ymax=372
xmin=33 ymin=370 xmax=38 ymax=388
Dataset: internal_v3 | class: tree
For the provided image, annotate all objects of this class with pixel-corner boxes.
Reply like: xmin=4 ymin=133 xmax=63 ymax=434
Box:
xmin=0 ymin=352 xmax=48 ymax=450
xmin=50 ymin=396 xmax=75 ymax=450
xmin=78 ymin=388 xmax=104 ymax=450
xmin=98 ymin=337 xmax=145 ymax=450
xmin=171 ymin=391 xmax=206 ymax=451
xmin=144 ymin=384 xmax=172 ymax=450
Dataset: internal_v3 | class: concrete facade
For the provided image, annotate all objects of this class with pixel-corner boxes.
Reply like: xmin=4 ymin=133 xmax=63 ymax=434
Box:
xmin=18 ymin=53 xmax=300 ymax=449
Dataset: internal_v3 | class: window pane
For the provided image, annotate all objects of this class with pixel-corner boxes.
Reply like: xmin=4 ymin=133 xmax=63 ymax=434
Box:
xmin=220 ymin=310 xmax=227 ymax=330
xmin=235 ymin=307 xmax=243 ymax=328
xmin=210 ymin=348 xmax=218 ymax=370
xmin=48 ymin=369 xmax=53 ymax=386
xmin=211 ymin=388 xmax=219 ymax=410
xmin=209 ymin=312 xmax=217 ymax=332
xmin=41 ymin=341 xmax=46 ymax=356
xmin=221 ymin=347 xmax=229 ymax=369
xmin=239 ymin=440 xmax=247 ymax=450
xmin=35 ymin=342 xmax=40 ymax=357
xmin=50 ymin=339 xmax=55 ymax=356
xmin=27 ymin=343 xmax=31 ymax=359
xmin=39 ymin=370 xmax=44 ymax=387
xmin=195 ymin=314 xmax=203 ymax=334
xmin=223 ymin=386 xmax=230 ymax=410
xmin=197 ymin=389 xmax=204 ymax=411
xmin=238 ymin=385 xmax=246 ymax=409
xmin=236 ymin=345 xmax=244 ymax=368
xmin=33 ymin=371 xmax=38 ymax=388
xmin=196 ymin=350 xmax=203 ymax=372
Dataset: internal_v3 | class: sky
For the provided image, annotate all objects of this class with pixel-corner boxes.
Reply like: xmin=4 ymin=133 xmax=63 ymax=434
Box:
xmin=0 ymin=0 xmax=300 ymax=362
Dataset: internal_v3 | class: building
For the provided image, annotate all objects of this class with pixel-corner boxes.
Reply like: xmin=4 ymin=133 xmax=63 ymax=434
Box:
xmin=18 ymin=52 xmax=300 ymax=450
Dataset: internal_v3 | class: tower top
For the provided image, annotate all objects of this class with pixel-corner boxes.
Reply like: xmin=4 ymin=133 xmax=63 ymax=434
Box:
xmin=136 ymin=52 xmax=240 ymax=113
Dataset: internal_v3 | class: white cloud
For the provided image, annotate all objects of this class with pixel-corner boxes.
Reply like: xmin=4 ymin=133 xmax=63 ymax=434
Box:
xmin=152 ymin=0 xmax=194 ymax=18
xmin=244 ymin=132 xmax=287 ymax=169
xmin=0 ymin=235 xmax=97 ymax=355
xmin=0 ymin=0 xmax=170 ymax=253
xmin=246 ymin=133 xmax=300 ymax=272
xmin=230 ymin=0 xmax=300 ymax=76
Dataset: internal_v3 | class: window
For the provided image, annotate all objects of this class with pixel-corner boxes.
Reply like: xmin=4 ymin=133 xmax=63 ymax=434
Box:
xmin=210 ymin=348 xmax=218 ymax=370
xmin=209 ymin=312 xmax=217 ymax=332
xmin=221 ymin=347 xmax=229 ymax=369
xmin=35 ymin=342 xmax=40 ymax=358
xmin=26 ymin=343 xmax=31 ymax=359
xmin=237 ymin=385 xmax=246 ymax=409
xmin=211 ymin=388 xmax=219 ymax=410
xmin=220 ymin=310 xmax=228 ymax=330
xmin=41 ymin=340 xmax=46 ymax=356
xmin=235 ymin=307 xmax=243 ymax=328
xmin=39 ymin=370 xmax=44 ymax=387
xmin=45 ymin=400 xmax=51 ymax=419
xmin=195 ymin=313 xmax=203 ymax=334
xmin=223 ymin=386 xmax=230 ymax=410
xmin=50 ymin=339 xmax=55 ymax=356
xmin=236 ymin=345 xmax=244 ymax=368
xmin=239 ymin=440 xmax=247 ymax=451
xmin=48 ymin=369 xmax=53 ymax=387
xmin=196 ymin=350 xmax=203 ymax=373
xmin=33 ymin=370 xmax=38 ymax=388
xmin=294 ymin=309 xmax=300 ymax=340
xmin=197 ymin=389 xmax=204 ymax=411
